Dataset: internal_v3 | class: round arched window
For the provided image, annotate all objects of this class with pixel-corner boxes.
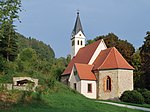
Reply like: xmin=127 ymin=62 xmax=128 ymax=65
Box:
xmin=81 ymin=40 xmax=83 ymax=45
xmin=77 ymin=40 xmax=79 ymax=45
xmin=72 ymin=40 xmax=75 ymax=46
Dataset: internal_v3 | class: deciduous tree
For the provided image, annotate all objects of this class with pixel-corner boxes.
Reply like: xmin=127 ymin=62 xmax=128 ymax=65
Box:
xmin=87 ymin=33 xmax=135 ymax=64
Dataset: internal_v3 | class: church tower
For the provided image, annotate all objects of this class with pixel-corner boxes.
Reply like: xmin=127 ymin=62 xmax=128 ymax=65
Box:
xmin=71 ymin=12 xmax=86 ymax=59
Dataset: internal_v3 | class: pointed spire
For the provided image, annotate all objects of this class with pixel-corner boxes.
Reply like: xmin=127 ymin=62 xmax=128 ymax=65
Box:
xmin=72 ymin=11 xmax=84 ymax=37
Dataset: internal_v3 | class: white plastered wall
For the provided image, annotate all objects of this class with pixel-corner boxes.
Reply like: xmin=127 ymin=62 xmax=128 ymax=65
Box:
xmin=71 ymin=31 xmax=86 ymax=59
xmin=81 ymin=80 xmax=97 ymax=99
xmin=88 ymin=39 xmax=107 ymax=64
xmin=69 ymin=66 xmax=97 ymax=99
xmin=69 ymin=66 xmax=81 ymax=92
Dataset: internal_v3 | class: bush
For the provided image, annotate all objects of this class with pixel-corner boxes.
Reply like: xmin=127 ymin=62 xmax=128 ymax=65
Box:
xmin=0 ymin=90 xmax=23 ymax=109
xmin=120 ymin=90 xmax=144 ymax=104
xmin=136 ymin=88 xmax=147 ymax=93
xmin=142 ymin=90 xmax=150 ymax=104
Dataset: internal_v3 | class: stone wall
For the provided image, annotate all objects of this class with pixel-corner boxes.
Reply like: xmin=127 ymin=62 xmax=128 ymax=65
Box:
xmin=98 ymin=69 xmax=133 ymax=100
xmin=98 ymin=69 xmax=119 ymax=100
xmin=118 ymin=70 xmax=133 ymax=97
xmin=0 ymin=83 xmax=13 ymax=90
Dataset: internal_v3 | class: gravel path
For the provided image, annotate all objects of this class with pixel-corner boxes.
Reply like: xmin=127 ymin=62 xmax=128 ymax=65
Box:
xmin=97 ymin=101 xmax=150 ymax=112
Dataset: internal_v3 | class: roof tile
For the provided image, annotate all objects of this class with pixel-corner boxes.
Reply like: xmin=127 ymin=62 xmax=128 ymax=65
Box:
xmin=93 ymin=47 xmax=134 ymax=70
xmin=75 ymin=63 xmax=96 ymax=80
xmin=62 ymin=40 xmax=102 ymax=75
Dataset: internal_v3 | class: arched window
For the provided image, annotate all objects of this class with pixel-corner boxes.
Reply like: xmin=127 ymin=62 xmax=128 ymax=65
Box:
xmin=106 ymin=76 xmax=111 ymax=91
xmin=72 ymin=40 xmax=75 ymax=46
xmin=81 ymin=40 xmax=83 ymax=45
xmin=77 ymin=40 xmax=79 ymax=45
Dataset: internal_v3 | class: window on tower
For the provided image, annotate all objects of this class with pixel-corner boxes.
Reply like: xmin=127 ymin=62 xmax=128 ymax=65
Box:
xmin=81 ymin=40 xmax=83 ymax=45
xmin=77 ymin=40 xmax=79 ymax=45
xmin=72 ymin=40 xmax=75 ymax=46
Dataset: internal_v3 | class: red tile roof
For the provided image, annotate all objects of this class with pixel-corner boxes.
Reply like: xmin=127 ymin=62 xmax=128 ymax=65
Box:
xmin=93 ymin=47 xmax=134 ymax=70
xmin=62 ymin=40 xmax=102 ymax=75
xmin=75 ymin=63 xmax=96 ymax=80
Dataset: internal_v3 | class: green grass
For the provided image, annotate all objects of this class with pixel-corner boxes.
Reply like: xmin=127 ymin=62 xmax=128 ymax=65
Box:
xmin=0 ymin=82 xmax=146 ymax=112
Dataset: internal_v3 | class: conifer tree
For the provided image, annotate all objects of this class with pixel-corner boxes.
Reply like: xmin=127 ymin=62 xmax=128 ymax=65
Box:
xmin=0 ymin=0 xmax=21 ymax=61
xmin=140 ymin=31 xmax=150 ymax=89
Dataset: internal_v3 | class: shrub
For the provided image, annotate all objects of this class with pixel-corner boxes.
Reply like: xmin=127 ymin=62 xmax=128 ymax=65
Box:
xmin=136 ymin=88 xmax=147 ymax=93
xmin=142 ymin=90 xmax=150 ymax=104
xmin=120 ymin=90 xmax=144 ymax=104
xmin=0 ymin=90 xmax=23 ymax=109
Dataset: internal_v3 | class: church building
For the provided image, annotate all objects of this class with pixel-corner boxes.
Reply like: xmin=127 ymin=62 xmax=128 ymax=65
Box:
xmin=61 ymin=12 xmax=134 ymax=100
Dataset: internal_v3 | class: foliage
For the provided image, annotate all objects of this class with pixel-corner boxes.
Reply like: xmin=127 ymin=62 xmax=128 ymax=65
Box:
xmin=0 ymin=90 xmax=23 ymax=109
xmin=0 ymin=55 xmax=6 ymax=72
xmin=136 ymin=88 xmax=150 ymax=104
xmin=87 ymin=33 xmax=135 ymax=64
xmin=17 ymin=33 xmax=55 ymax=61
xmin=140 ymin=32 xmax=150 ymax=89
xmin=0 ymin=0 xmax=21 ymax=61
xmin=120 ymin=90 xmax=144 ymax=104
xmin=50 ymin=57 xmax=68 ymax=81
xmin=19 ymin=48 xmax=37 ymax=62
xmin=131 ymin=50 xmax=144 ymax=89
xmin=142 ymin=90 xmax=150 ymax=104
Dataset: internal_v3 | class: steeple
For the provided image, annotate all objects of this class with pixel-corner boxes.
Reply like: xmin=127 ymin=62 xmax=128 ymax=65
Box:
xmin=72 ymin=11 xmax=84 ymax=37
xmin=71 ymin=11 xmax=86 ymax=59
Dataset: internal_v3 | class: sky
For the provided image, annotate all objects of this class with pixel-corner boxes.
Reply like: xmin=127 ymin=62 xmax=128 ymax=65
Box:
xmin=15 ymin=0 xmax=150 ymax=58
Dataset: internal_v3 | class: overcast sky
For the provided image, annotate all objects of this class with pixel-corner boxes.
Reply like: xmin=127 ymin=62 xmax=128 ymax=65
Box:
xmin=15 ymin=0 xmax=150 ymax=58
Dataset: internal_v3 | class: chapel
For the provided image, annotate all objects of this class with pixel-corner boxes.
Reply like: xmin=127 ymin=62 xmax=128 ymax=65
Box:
xmin=61 ymin=12 xmax=134 ymax=99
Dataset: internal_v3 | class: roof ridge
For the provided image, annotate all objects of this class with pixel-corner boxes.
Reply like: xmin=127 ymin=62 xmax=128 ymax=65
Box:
xmin=98 ymin=47 xmax=114 ymax=69
xmin=112 ymin=47 xmax=134 ymax=70
xmin=112 ymin=47 xmax=119 ymax=68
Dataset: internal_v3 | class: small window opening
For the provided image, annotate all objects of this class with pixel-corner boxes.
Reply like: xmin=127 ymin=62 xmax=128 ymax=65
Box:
xmin=81 ymin=41 xmax=83 ymax=45
xmin=74 ymin=83 xmax=77 ymax=90
xmin=72 ymin=40 xmax=75 ymax=46
xmin=77 ymin=40 xmax=79 ymax=45
xmin=87 ymin=83 xmax=92 ymax=93
xmin=106 ymin=76 xmax=111 ymax=91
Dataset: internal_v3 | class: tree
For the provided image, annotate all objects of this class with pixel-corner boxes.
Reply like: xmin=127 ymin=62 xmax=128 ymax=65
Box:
xmin=50 ymin=57 xmax=68 ymax=81
xmin=19 ymin=48 xmax=37 ymax=62
xmin=17 ymin=33 xmax=55 ymax=61
xmin=132 ymin=50 xmax=144 ymax=88
xmin=140 ymin=31 xmax=150 ymax=89
xmin=0 ymin=0 xmax=21 ymax=61
xmin=87 ymin=33 xmax=135 ymax=64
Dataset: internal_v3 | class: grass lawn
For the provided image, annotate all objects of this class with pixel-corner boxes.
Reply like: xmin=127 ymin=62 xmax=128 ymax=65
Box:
xmin=0 ymin=83 xmax=146 ymax=112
